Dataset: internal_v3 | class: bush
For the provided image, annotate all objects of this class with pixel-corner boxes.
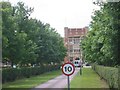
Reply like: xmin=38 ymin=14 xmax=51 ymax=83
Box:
xmin=92 ymin=64 xmax=119 ymax=89
xmin=2 ymin=64 xmax=60 ymax=83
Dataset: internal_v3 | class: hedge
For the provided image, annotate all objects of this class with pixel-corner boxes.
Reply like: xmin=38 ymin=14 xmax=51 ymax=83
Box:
xmin=2 ymin=64 xmax=60 ymax=83
xmin=92 ymin=64 xmax=119 ymax=89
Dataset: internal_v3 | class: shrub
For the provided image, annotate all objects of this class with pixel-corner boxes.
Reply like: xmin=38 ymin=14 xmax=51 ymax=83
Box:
xmin=2 ymin=64 xmax=60 ymax=83
xmin=92 ymin=64 xmax=119 ymax=89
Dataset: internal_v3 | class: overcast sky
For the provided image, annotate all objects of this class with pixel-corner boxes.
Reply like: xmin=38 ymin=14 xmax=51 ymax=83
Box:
xmin=4 ymin=0 xmax=100 ymax=37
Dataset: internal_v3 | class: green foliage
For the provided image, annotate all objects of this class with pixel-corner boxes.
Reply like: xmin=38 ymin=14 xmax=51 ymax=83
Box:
xmin=92 ymin=64 xmax=118 ymax=89
xmin=81 ymin=2 xmax=120 ymax=66
xmin=2 ymin=1 xmax=66 ymax=67
xmin=2 ymin=64 xmax=60 ymax=83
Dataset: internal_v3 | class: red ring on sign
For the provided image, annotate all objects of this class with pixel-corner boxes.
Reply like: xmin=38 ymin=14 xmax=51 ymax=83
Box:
xmin=62 ymin=62 xmax=75 ymax=76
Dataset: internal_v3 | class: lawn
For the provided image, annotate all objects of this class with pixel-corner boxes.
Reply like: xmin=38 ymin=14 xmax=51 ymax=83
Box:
xmin=70 ymin=68 xmax=109 ymax=88
xmin=2 ymin=70 xmax=62 ymax=89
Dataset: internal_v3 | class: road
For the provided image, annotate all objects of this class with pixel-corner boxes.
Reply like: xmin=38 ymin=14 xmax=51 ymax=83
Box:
xmin=31 ymin=68 xmax=80 ymax=90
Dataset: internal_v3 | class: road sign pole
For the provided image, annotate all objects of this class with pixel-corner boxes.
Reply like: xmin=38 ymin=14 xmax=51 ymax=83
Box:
xmin=62 ymin=62 xmax=75 ymax=90
xmin=80 ymin=66 xmax=82 ymax=75
xmin=68 ymin=76 xmax=70 ymax=90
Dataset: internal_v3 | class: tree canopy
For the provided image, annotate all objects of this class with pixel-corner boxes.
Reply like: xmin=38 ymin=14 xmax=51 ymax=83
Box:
xmin=81 ymin=2 xmax=120 ymax=66
xmin=1 ymin=1 xmax=67 ymax=67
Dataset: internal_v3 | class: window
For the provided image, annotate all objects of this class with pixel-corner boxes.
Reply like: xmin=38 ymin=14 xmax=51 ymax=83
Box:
xmin=69 ymin=49 xmax=73 ymax=52
xmin=73 ymin=49 xmax=80 ymax=53
xmin=69 ymin=39 xmax=72 ymax=42
xmin=73 ymin=38 xmax=80 ymax=44
xmin=69 ymin=38 xmax=73 ymax=44
xmin=70 ymin=57 xmax=73 ymax=61
xmin=74 ymin=50 xmax=77 ymax=53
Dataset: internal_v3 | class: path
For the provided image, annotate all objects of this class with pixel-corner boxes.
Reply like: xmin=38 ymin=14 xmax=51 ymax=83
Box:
xmin=31 ymin=68 xmax=80 ymax=89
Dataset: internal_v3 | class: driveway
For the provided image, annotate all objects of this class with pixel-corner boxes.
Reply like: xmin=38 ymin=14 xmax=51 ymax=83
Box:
xmin=31 ymin=68 xmax=80 ymax=90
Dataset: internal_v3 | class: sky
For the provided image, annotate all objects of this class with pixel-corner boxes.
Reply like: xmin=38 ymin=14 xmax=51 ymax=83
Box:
xmin=3 ymin=0 xmax=100 ymax=37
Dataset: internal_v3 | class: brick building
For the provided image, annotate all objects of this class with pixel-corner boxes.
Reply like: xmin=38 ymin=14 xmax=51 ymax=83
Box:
xmin=64 ymin=27 xmax=88 ymax=62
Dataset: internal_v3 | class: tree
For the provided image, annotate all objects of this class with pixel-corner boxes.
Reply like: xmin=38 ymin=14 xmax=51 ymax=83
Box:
xmin=2 ymin=1 xmax=38 ymax=66
xmin=2 ymin=1 xmax=67 ymax=67
xmin=81 ymin=2 xmax=120 ymax=66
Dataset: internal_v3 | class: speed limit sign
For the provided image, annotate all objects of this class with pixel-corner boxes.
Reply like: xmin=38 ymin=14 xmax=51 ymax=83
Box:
xmin=62 ymin=62 xmax=75 ymax=76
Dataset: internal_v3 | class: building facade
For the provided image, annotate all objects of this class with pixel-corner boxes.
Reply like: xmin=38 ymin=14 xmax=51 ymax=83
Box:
xmin=64 ymin=27 xmax=88 ymax=62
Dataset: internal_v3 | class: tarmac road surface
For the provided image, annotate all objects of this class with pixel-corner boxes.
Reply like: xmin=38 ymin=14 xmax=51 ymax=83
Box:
xmin=31 ymin=68 xmax=80 ymax=90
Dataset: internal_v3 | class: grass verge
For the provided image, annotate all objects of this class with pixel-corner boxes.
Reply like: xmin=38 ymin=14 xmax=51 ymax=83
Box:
xmin=70 ymin=68 xmax=109 ymax=88
xmin=2 ymin=70 xmax=62 ymax=89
